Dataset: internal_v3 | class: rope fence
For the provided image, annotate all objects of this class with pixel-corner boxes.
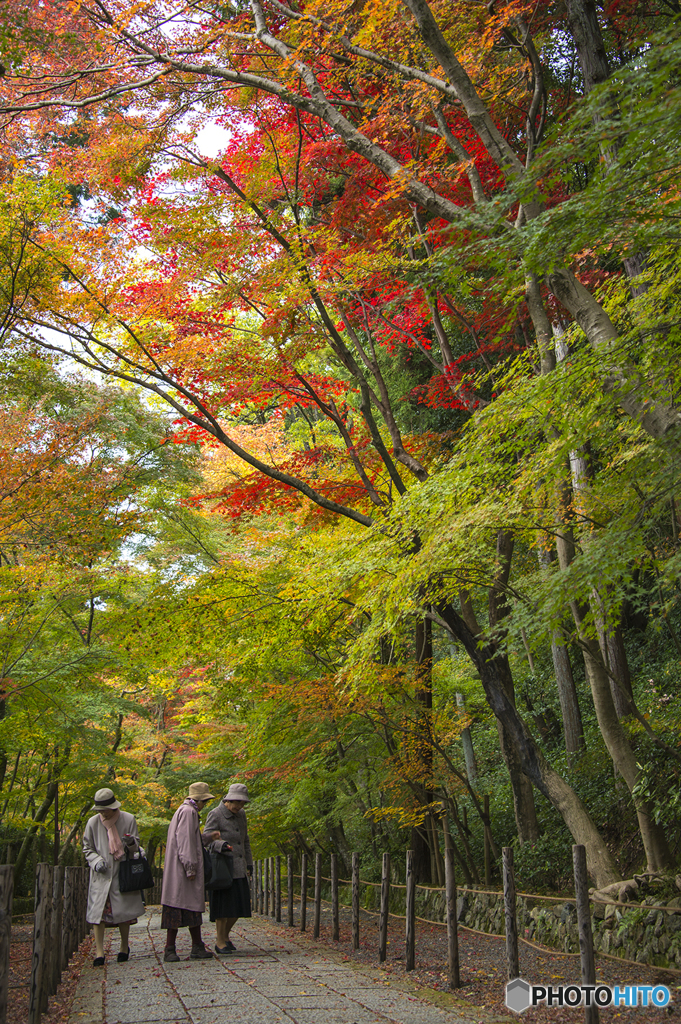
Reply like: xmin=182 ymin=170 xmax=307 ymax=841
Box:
xmin=251 ymin=845 xmax=681 ymax=1015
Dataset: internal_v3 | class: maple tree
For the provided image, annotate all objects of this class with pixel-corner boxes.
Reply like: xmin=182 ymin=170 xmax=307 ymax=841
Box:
xmin=0 ymin=354 xmax=208 ymax=887
xmin=0 ymin=0 xmax=679 ymax=888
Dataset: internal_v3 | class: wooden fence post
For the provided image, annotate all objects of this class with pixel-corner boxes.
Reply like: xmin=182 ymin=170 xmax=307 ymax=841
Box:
xmin=379 ymin=852 xmax=390 ymax=963
xmin=51 ymin=865 xmax=65 ymax=995
xmin=405 ymin=850 xmax=415 ymax=972
xmin=264 ymin=858 xmax=269 ymax=917
xmin=252 ymin=861 xmax=257 ymax=914
xmin=287 ymin=855 xmax=294 ymax=927
xmin=29 ymin=863 xmax=51 ymax=1024
xmin=444 ymin=848 xmax=460 ymax=989
xmin=259 ymin=860 xmax=264 ymax=915
xmin=502 ymin=847 xmax=519 ymax=980
xmin=268 ymin=856 xmax=274 ymax=921
xmin=0 ymin=865 xmax=14 ymax=1024
xmin=351 ymin=852 xmax=360 ymax=951
xmin=573 ymin=845 xmax=598 ymax=1024
xmin=79 ymin=866 xmax=87 ymax=941
xmin=275 ymin=855 xmax=282 ymax=923
xmin=331 ymin=853 xmax=339 ymax=941
xmin=74 ymin=867 xmax=82 ymax=945
xmin=62 ymin=867 xmax=75 ymax=966
xmin=253 ymin=861 xmax=258 ymax=914
xmin=313 ymin=853 xmax=322 ymax=939
xmin=484 ymin=795 xmax=491 ymax=885
xmin=300 ymin=853 xmax=308 ymax=932
xmin=40 ymin=869 xmax=53 ymax=1012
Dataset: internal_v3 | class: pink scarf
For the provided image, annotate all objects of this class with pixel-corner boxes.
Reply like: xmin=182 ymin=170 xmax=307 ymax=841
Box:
xmin=99 ymin=810 xmax=125 ymax=861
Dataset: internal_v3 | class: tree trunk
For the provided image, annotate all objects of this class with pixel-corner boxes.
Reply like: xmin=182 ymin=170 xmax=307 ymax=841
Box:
xmin=563 ymin=0 xmax=610 ymax=92
xmin=551 ymin=638 xmax=586 ymax=755
xmin=597 ymin=623 xmax=636 ymax=719
xmin=57 ymin=801 xmax=90 ymax=866
xmin=437 ymin=603 xmax=621 ymax=887
xmin=484 ymin=533 xmax=540 ymax=844
xmin=410 ymin=825 xmax=432 ymax=884
xmin=494 ymin=667 xmax=541 ymax=845
xmin=456 ymin=692 xmax=478 ymax=783
xmin=328 ymin=823 xmax=353 ymax=878
xmin=14 ymin=782 xmax=58 ymax=881
xmin=572 ymin=625 xmax=673 ymax=872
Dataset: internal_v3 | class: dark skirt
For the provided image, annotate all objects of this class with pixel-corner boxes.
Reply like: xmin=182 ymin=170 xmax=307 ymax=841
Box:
xmin=161 ymin=905 xmax=203 ymax=929
xmin=209 ymin=877 xmax=252 ymax=921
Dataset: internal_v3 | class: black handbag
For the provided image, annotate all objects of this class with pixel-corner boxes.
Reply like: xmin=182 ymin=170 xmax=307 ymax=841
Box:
xmin=206 ymin=849 xmax=234 ymax=891
xmin=202 ymin=844 xmax=213 ymax=884
xmin=119 ymin=852 xmax=154 ymax=892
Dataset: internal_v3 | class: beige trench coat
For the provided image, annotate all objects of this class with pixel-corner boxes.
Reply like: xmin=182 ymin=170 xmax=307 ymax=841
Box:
xmin=83 ymin=811 xmax=145 ymax=925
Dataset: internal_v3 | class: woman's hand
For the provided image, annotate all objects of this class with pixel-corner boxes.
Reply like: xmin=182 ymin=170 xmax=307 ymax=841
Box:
xmin=210 ymin=830 xmax=221 ymax=841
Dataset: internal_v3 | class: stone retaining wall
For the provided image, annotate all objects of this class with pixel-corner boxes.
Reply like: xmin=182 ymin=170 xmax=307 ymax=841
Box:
xmin=343 ymin=881 xmax=681 ymax=969
xmin=412 ymin=887 xmax=681 ymax=970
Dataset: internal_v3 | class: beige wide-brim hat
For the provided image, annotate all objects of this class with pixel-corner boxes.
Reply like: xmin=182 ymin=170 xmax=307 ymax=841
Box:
xmin=92 ymin=787 xmax=121 ymax=811
xmin=188 ymin=782 xmax=215 ymax=801
xmin=224 ymin=782 xmax=250 ymax=804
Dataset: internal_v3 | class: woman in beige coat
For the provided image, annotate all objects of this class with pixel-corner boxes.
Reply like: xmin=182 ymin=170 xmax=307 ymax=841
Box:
xmin=82 ymin=788 xmax=145 ymax=966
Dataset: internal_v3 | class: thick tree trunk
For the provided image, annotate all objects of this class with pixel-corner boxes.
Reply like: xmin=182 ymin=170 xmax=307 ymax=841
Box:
xmin=461 ymin=583 xmax=540 ymax=844
xmin=494 ymin=662 xmax=540 ymax=845
xmin=605 ymin=629 xmax=636 ymax=718
xmin=594 ymin=612 xmax=637 ymax=719
xmin=410 ymin=825 xmax=432 ymax=884
xmin=551 ymin=638 xmax=586 ymax=755
xmin=573 ymin=631 xmax=672 ymax=872
xmin=486 ymin=533 xmax=540 ymax=844
xmin=563 ymin=0 xmax=610 ymax=91
xmin=328 ymin=822 xmax=353 ymax=878
xmin=553 ymin=482 xmax=673 ymax=872
xmin=557 ymin=493 xmax=669 ymax=866
xmin=437 ymin=603 xmax=621 ymax=887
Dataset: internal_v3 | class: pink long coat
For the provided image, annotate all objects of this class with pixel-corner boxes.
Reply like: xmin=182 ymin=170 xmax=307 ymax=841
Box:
xmin=161 ymin=799 xmax=207 ymax=912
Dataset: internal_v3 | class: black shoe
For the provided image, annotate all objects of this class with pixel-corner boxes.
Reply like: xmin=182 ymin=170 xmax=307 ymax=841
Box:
xmin=225 ymin=940 xmax=236 ymax=951
xmin=117 ymin=950 xmax=130 ymax=962
xmin=164 ymin=949 xmax=180 ymax=962
xmin=215 ymin=944 xmax=232 ymax=955
xmin=93 ymin=957 xmax=105 ymax=967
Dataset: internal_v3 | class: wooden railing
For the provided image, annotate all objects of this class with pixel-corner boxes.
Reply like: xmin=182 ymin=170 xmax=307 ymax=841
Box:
xmin=0 ymin=863 xmax=89 ymax=1024
xmin=250 ymin=844 xmax=603 ymax=1005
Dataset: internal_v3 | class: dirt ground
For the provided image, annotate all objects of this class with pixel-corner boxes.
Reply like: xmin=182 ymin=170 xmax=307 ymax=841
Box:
xmin=269 ymin=902 xmax=681 ymax=1024
xmin=8 ymin=902 xmax=679 ymax=1024
xmin=8 ymin=917 xmax=92 ymax=1024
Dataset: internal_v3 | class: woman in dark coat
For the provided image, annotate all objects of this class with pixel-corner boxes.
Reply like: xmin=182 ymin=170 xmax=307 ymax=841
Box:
xmin=204 ymin=782 xmax=253 ymax=953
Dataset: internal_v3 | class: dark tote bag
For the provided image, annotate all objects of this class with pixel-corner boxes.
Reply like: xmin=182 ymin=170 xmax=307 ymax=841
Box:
xmin=206 ymin=850 xmax=234 ymax=891
xmin=119 ymin=852 xmax=154 ymax=893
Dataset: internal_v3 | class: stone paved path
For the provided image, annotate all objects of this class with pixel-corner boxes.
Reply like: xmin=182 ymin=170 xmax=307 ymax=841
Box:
xmin=68 ymin=909 xmax=486 ymax=1024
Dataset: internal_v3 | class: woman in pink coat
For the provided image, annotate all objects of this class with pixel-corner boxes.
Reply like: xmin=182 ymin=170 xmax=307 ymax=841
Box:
xmin=161 ymin=782 xmax=220 ymax=962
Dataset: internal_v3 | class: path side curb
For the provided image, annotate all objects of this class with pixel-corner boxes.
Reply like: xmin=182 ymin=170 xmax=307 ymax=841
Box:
xmin=67 ymin=960 xmax=104 ymax=1024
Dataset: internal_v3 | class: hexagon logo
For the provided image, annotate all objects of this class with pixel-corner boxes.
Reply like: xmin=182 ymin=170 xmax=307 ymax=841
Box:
xmin=506 ymin=978 xmax=532 ymax=1014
